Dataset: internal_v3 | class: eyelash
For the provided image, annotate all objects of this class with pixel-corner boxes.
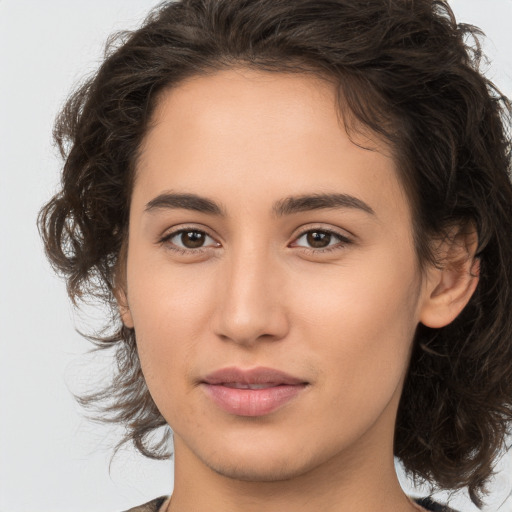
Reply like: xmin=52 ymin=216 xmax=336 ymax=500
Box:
xmin=158 ymin=228 xmax=217 ymax=256
xmin=158 ymin=226 xmax=352 ymax=256
xmin=293 ymin=227 xmax=352 ymax=255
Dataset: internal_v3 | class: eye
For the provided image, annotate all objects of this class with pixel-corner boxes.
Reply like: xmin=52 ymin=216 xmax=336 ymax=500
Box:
xmin=292 ymin=228 xmax=351 ymax=251
xmin=160 ymin=228 xmax=220 ymax=251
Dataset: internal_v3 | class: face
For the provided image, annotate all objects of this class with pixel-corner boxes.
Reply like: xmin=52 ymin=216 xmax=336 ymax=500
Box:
xmin=121 ymin=68 xmax=432 ymax=482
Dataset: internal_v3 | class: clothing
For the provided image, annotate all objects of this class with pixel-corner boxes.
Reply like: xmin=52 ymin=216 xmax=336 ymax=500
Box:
xmin=414 ymin=497 xmax=459 ymax=512
xmin=122 ymin=495 xmax=459 ymax=512
xmin=123 ymin=496 xmax=168 ymax=512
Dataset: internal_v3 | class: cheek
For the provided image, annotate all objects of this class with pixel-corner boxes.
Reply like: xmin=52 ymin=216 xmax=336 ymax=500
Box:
xmin=125 ymin=259 xmax=218 ymax=392
xmin=294 ymin=257 xmax=420 ymax=404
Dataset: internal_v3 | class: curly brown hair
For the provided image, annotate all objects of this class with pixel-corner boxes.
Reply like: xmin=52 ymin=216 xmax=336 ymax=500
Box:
xmin=38 ymin=0 xmax=512 ymax=507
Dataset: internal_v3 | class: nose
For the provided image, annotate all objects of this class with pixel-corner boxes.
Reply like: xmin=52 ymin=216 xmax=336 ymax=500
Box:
xmin=212 ymin=247 xmax=290 ymax=347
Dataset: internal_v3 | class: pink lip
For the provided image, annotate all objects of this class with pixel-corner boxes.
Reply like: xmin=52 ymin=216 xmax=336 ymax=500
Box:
xmin=201 ymin=366 xmax=308 ymax=417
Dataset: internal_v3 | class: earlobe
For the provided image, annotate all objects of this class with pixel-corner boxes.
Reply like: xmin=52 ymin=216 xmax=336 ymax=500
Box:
xmin=118 ymin=294 xmax=135 ymax=329
xmin=419 ymin=229 xmax=480 ymax=329
xmin=113 ymin=285 xmax=134 ymax=328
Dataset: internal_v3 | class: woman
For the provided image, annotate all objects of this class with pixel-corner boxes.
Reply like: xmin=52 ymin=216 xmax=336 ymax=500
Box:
xmin=39 ymin=0 xmax=512 ymax=510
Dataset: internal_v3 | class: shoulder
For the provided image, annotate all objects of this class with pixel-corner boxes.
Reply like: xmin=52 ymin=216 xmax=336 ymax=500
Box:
xmin=414 ymin=496 xmax=460 ymax=512
xmin=121 ymin=496 xmax=170 ymax=512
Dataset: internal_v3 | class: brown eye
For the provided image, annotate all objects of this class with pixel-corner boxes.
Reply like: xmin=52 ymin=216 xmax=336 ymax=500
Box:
xmin=292 ymin=228 xmax=351 ymax=252
xmin=306 ymin=231 xmax=332 ymax=248
xmin=180 ymin=230 xmax=206 ymax=248
xmin=163 ymin=229 xmax=218 ymax=251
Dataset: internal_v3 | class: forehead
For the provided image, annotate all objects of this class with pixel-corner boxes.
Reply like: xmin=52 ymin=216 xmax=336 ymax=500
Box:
xmin=140 ymin=68 xmax=391 ymax=161
xmin=134 ymin=68 xmax=408 ymax=222
xmin=150 ymin=67 xmax=341 ymax=132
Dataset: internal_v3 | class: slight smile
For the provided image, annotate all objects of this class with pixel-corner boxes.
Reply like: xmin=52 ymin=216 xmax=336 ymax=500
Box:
xmin=200 ymin=367 xmax=310 ymax=417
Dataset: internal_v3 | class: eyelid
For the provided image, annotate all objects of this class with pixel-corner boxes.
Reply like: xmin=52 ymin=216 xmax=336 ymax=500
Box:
xmin=158 ymin=225 xmax=221 ymax=251
xmin=293 ymin=224 xmax=353 ymax=241
xmin=289 ymin=225 xmax=353 ymax=253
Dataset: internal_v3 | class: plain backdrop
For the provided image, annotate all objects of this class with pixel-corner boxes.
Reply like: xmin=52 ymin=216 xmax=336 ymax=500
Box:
xmin=1 ymin=1 xmax=512 ymax=511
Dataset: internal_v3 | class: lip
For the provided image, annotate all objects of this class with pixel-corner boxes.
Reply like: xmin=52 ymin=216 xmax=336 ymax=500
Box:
xmin=201 ymin=366 xmax=308 ymax=417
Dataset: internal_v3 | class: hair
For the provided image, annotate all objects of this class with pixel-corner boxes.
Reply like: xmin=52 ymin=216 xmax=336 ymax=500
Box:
xmin=38 ymin=0 xmax=512 ymax=507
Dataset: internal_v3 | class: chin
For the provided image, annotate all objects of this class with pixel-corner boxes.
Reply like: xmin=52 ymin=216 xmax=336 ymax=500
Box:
xmin=204 ymin=457 xmax=310 ymax=483
xmin=194 ymin=438 xmax=326 ymax=483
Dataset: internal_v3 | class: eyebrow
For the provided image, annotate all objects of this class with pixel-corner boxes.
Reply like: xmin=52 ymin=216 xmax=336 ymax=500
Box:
xmin=144 ymin=191 xmax=375 ymax=217
xmin=145 ymin=192 xmax=225 ymax=215
xmin=273 ymin=193 xmax=375 ymax=217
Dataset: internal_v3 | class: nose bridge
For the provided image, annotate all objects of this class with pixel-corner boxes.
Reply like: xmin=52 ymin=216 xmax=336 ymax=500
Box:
xmin=214 ymin=240 xmax=288 ymax=345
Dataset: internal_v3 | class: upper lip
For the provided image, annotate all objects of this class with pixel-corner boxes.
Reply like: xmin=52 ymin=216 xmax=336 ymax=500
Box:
xmin=202 ymin=366 xmax=307 ymax=386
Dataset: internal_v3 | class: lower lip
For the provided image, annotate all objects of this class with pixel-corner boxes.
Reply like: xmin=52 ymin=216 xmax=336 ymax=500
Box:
xmin=201 ymin=383 xmax=307 ymax=416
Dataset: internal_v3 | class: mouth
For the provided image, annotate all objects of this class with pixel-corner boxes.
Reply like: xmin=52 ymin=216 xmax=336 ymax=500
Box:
xmin=200 ymin=366 xmax=309 ymax=417
xmin=219 ymin=382 xmax=284 ymax=389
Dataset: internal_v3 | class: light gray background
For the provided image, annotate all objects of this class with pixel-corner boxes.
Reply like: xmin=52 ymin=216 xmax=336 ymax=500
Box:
xmin=1 ymin=1 xmax=511 ymax=511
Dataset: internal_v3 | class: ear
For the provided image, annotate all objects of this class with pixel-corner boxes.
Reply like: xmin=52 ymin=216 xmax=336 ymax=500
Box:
xmin=419 ymin=226 xmax=480 ymax=329
xmin=113 ymin=244 xmax=134 ymax=329
xmin=114 ymin=284 xmax=134 ymax=329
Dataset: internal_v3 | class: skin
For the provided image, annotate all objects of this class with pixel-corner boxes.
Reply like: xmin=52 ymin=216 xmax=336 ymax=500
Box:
xmin=118 ymin=68 xmax=478 ymax=512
